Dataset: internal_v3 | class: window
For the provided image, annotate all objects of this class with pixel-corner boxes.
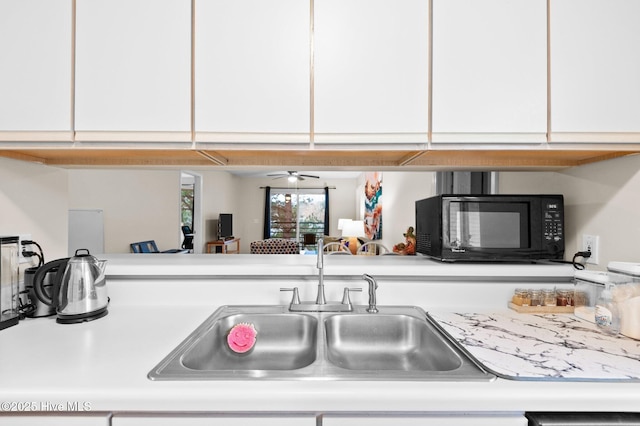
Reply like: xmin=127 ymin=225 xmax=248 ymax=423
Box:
xmin=181 ymin=183 xmax=194 ymax=229
xmin=269 ymin=188 xmax=326 ymax=242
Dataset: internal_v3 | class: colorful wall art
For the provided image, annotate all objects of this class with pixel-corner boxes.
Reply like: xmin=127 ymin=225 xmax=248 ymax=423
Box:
xmin=364 ymin=172 xmax=382 ymax=240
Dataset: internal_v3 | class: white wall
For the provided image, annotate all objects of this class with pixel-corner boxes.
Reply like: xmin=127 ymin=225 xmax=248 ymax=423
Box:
xmin=199 ymin=170 xmax=237 ymax=252
xmin=500 ymin=153 xmax=640 ymax=270
xmin=68 ymin=169 xmax=181 ymax=253
xmin=0 ymin=157 xmax=69 ymax=260
xmin=65 ymin=170 xmax=365 ymax=254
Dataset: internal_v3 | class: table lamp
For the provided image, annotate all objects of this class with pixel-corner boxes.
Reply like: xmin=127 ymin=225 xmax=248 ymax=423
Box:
xmin=337 ymin=218 xmax=351 ymax=232
xmin=341 ymin=220 xmax=366 ymax=255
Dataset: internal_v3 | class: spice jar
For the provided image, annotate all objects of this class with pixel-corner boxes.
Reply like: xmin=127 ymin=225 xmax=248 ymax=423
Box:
xmin=530 ymin=289 xmax=543 ymax=307
xmin=512 ymin=289 xmax=531 ymax=306
xmin=543 ymin=289 xmax=557 ymax=306
xmin=557 ymin=290 xmax=572 ymax=306
xmin=512 ymin=289 xmax=523 ymax=306
xmin=573 ymin=290 xmax=588 ymax=307
xmin=566 ymin=290 xmax=574 ymax=306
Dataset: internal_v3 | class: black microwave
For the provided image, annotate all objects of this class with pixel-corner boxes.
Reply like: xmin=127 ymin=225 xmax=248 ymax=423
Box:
xmin=415 ymin=194 xmax=565 ymax=262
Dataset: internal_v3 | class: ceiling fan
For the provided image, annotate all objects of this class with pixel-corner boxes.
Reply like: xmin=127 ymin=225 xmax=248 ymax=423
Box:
xmin=267 ymin=171 xmax=320 ymax=182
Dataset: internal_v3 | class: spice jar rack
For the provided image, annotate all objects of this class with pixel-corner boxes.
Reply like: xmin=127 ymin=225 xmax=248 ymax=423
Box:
xmin=508 ymin=288 xmax=575 ymax=313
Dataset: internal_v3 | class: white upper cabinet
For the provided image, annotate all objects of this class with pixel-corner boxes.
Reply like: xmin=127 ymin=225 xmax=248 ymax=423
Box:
xmin=550 ymin=0 xmax=640 ymax=141
xmin=314 ymin=0 xmax=430 ymax=144
xmin=195 ymin=0 xmax=310 ymax=143
xmin=431 ymin=0 xmax=547 ymax=143
xmin=75 ymin=0 xmax=191 ymax=141
xmin=0 ymin=0 xmax=72 ymax=140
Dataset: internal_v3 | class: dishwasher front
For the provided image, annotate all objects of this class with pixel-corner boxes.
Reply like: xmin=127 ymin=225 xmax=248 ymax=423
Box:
xmin=527 ymin=413 xmax=640 ymax=426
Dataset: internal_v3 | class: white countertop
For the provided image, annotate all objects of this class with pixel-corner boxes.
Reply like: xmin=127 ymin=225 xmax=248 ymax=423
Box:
xmin=102 ymin=253 xmax=576 ymax=281
xmin=431 ymin=311 xmax=640 ymax=381
xmin=2 ymin=258 xmax=637 ymax=414
xmin=2 ymin=277 xmax=640 ymax=414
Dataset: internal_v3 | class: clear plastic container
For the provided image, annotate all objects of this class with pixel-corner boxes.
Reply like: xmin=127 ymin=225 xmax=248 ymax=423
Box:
xmin=594 ymin=284 xmax=621 ymax=336
xmin=607 ymin=262 xmax=640 ymax=282
xmin=607 ymin=262 xmax=640 ymax=340
xmin=573 ymin=270 xmax=610 ymax=322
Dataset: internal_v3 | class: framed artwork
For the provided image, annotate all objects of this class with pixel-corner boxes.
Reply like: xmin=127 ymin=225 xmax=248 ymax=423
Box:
xmin=364 ymin=172 xmax=382 ymax=239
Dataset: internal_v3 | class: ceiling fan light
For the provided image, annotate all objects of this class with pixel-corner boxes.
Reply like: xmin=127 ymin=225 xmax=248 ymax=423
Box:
xmin=288 ymin=176 xmax=298 ymax=183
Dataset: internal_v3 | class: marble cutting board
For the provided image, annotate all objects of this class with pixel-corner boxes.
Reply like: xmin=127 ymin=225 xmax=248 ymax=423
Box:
xmin=429 ymin=311 xmax=640 ymax=381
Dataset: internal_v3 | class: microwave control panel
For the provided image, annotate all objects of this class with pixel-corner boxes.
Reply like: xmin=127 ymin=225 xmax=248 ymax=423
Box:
xmin=543 ymin=200 xmax=564 ymax=246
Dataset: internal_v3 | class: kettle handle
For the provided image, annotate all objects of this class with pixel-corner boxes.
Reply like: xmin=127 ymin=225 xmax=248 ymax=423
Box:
xmin=33 ymin=258 xmax=70 ymax=307
xmin=74 ymin=248 xmax=91 ymax=256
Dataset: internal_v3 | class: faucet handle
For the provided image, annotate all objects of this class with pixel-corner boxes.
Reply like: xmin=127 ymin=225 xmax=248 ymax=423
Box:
xmin=280 ymin=287 xmax=301 ymax=305
xmin=341 ymin=287 xmax=362 ymax=305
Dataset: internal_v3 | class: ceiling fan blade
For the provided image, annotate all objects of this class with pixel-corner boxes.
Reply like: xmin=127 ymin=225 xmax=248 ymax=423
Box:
xmin=265 ymin=171 xmax=318 ymax=181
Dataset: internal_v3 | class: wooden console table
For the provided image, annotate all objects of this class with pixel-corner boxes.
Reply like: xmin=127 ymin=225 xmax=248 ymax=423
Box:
xmin=206 ymin=238 xmax=240 ymax=254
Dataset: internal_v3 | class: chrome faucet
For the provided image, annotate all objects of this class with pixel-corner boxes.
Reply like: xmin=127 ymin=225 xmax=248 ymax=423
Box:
xmin=316 ymin=238 xmax=326 ymax=304
xmin=362 ymin=274 xmax=379 ymax=313
xmin=280 ymin=238 xmax=358 ymax=312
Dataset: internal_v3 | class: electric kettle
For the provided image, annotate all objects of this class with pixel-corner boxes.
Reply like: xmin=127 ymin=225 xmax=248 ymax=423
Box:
xmin=33 ymin=249 xmax=108 ymax=324
xmin=23 ymin=267 xmax=56 ymax=317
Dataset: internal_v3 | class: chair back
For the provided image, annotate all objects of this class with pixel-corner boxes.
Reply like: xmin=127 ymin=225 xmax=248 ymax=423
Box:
xmin=357 ymin=241 xmax=391 ymax=256
xmin=323 ymin=241 xmax=351 ymax=254
xmin=130 ymin=240 xmax=160 ymax=253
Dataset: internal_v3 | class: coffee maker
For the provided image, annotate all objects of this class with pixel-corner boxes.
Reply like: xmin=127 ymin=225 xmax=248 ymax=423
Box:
xmin=1 ymin=236 xmax=20 ymax=331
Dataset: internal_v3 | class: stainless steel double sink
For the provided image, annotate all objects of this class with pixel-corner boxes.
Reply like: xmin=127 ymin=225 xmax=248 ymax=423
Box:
xmin=148 ymin=305 xmax=494 ymax=381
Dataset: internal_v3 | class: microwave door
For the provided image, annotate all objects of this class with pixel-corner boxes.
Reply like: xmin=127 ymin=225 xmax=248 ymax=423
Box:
xmin=450 ymin=203 xmax=483 ymax=250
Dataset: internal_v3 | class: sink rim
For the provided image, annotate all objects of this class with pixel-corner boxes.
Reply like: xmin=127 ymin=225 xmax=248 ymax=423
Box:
xmin=148 ymin=304 xmax=495 ymax=382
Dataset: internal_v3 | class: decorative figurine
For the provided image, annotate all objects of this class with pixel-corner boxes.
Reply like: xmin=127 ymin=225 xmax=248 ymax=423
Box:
xmin=393 ymin=226 xmax=416 ymax=255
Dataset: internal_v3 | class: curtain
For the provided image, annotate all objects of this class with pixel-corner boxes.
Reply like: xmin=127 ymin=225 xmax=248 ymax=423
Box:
xmin=263 ymin=186 xmax=271 ymax=239
xmin=324 ymin=186 xmax=330 ymax=235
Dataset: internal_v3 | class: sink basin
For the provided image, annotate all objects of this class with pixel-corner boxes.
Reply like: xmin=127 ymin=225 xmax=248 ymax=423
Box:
xmin=149 ymin=305 xmax=494 ymax=381
xmin=181 ymin=313 xmax=317 ymax=371
xmin=325 ymin=314 xmax=461 ymax=371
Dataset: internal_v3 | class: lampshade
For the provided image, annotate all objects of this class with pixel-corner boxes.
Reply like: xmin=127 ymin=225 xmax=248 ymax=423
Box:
xmin=337 ymin=218 xmax=351 ymax=231
xmin=341 ymin=220 xmax=366 ymax=238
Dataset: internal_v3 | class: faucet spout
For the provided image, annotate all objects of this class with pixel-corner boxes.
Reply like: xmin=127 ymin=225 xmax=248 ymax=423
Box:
xmin=285 ymin=238 xmax=354 ymax=312
xmin=362 ymin=274 xmax=379 ymax=313
xmin=316 ymin=238 xmax=326 ymax=304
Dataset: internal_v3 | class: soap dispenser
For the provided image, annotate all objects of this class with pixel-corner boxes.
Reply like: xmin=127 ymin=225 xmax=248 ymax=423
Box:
xmin=594 ymin=283 xmax=620 ymax=336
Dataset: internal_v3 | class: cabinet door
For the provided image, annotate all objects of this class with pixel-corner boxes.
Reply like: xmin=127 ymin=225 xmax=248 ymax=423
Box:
xmin=0 ymin=414 xmax=110 ymax=426
xmin=322 ymin=414 xmax=528 ymax=426
xmin=314 ymin=0 xmax=429 ymax=144
xmin=75 ymin=0 xmax=191 ymax=141
xmin=431 ymin=0 xmax=547 ymax=143
xmin=195 ymin=0 xmax=310 ymax=143
xmin=112 ymin=415 xmax=316 ymax=426
xmin=0 ymin=0 xmax=72 ymax=141
xmin=550 ymin=0 xmax=640 ymax=141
